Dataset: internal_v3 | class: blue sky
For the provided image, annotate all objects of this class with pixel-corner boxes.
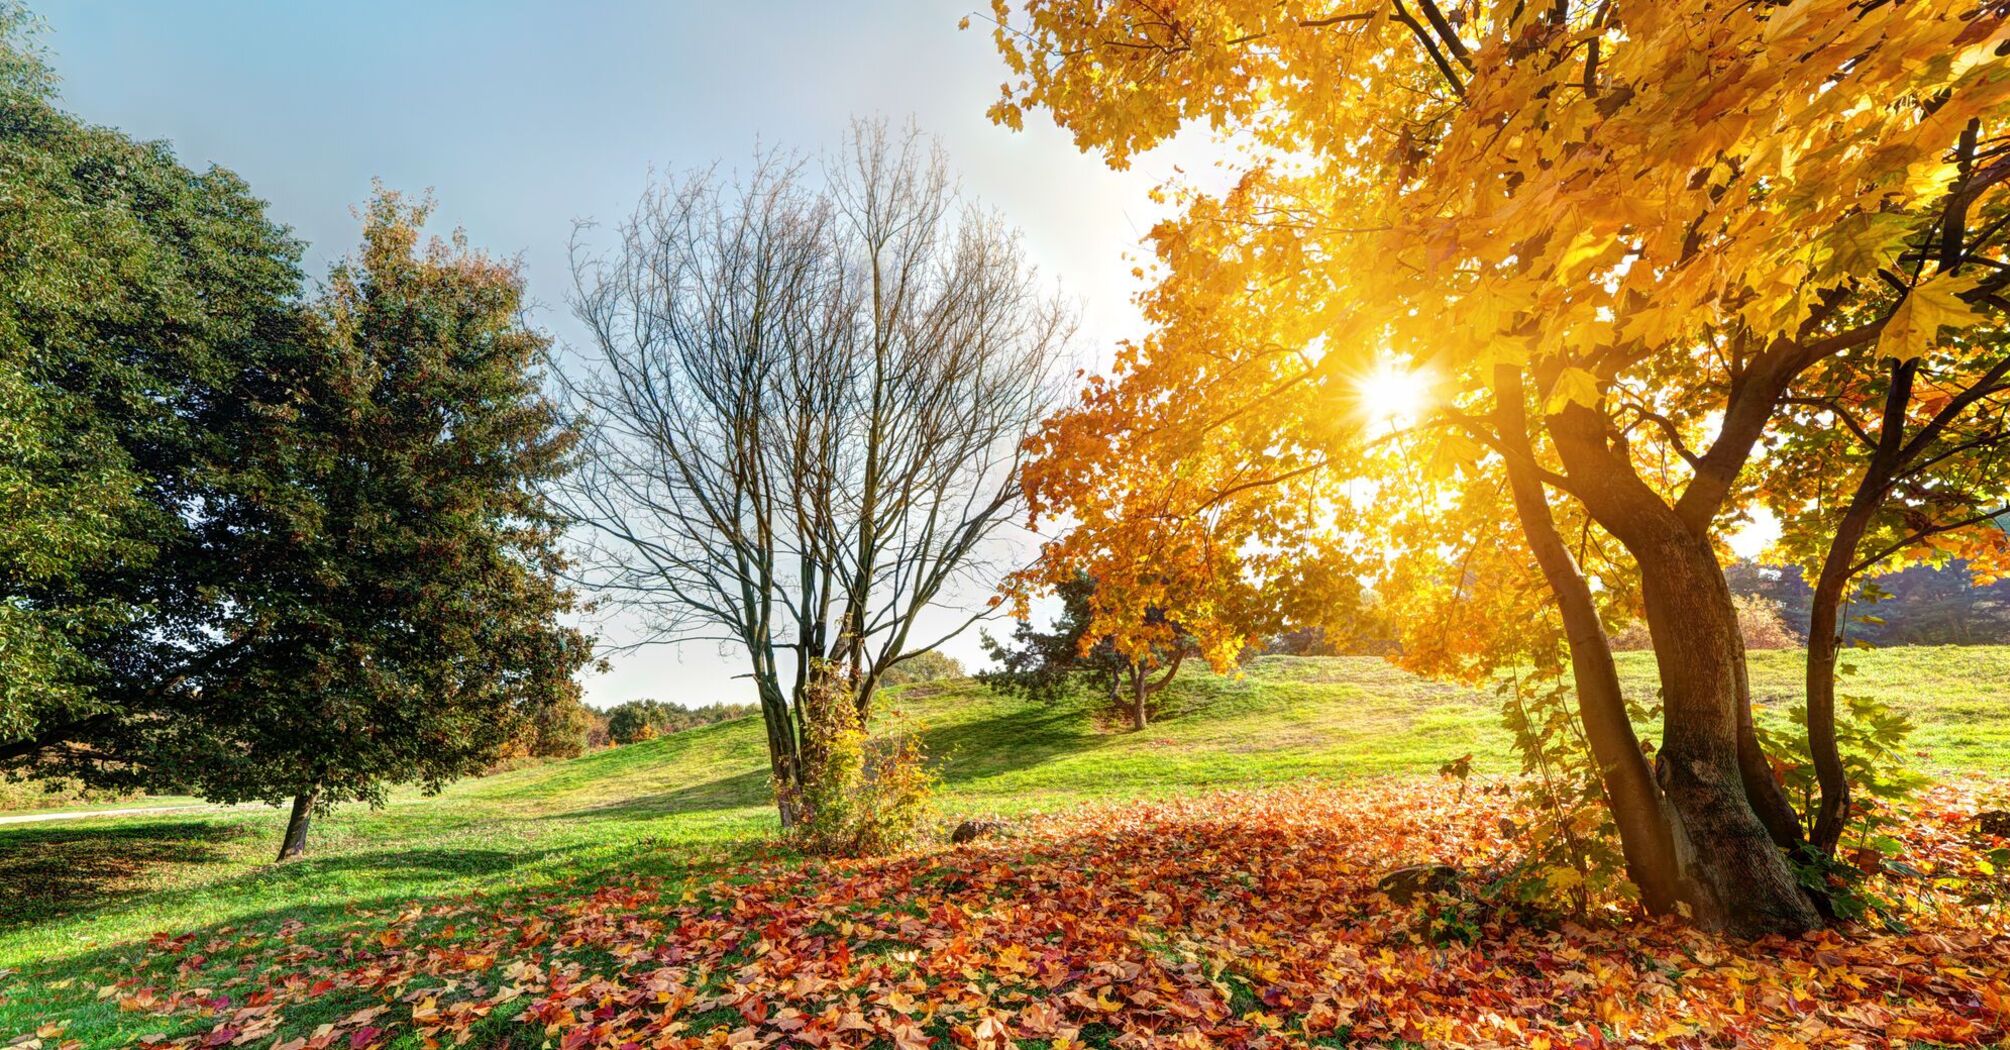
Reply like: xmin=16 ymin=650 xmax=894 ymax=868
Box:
xmin=34 ymin=1 xmax=1220 ymax=708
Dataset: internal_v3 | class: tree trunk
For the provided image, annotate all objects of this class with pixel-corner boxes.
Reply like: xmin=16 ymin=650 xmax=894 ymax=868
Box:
xmin=1499 ymin=455 xmax=1686 ymax=914
xmin=1734 ymin=649 xmax=1806 ymax=851
xmin=1129 ymin=665 xmax=1149 ymax=731
xmin=1804 ymin=358 xmax=1917 ymax=857
xmin=1805 ymin=490 xmax=1901 ymax=860
xmin=758 ymin=677 xmax=803 ymax=829
xmin=1636 ymin=531 xmax=1821 ymax=937
xmin=277 ymin=785 xmax=319 ymax=861
xmin=1493 ymin=368 xmax=1685 ymax=913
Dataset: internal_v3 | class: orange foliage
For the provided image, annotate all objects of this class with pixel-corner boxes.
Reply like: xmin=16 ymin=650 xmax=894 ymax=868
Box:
xmin=76 ymin=780 xmax=2010 ymax=1049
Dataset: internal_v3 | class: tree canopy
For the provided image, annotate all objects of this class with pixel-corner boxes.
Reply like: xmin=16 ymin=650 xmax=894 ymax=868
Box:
xmin=983 ymin=0 xmax=2010 ymax=934
xmin=0 ymin=11 xmax=303 ymax=767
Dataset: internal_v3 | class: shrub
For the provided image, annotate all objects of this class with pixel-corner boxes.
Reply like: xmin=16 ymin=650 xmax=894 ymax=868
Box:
xmin=526 ymin=695 xmax=593 ymax=759
xmin=606 ymin=700 xmax=670 ymax=744
xmin=1735 ymin=593 xmax=1801 ymax=650
xmin=788 ymin=663 xmax=935 ymax=858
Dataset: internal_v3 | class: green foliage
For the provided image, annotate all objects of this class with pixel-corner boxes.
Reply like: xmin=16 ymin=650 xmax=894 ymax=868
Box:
xmin=605 ymin=699 xmax=757 ymax=745
xmin=879 ymin=650 xmax=965 ymax=686
xmin=516 ymin=693 xmax=594 ymax=760
xmin=1496 ymin=673 xmax=1639 ymax=916
xmin=0 ymin=21 xmax=303 ymax=766
xmin=1762 ymin=695 xmax=1927 ymax=841
xmin=1758 ymin=693 xmax=1929 ymax=922
xmin=127 ymin=192 xmax=593 ymax=821
xmin=980 ymin=572 xmax=1203 ymax=726
xmin=789 ymin=664 xmax=935 ymax=858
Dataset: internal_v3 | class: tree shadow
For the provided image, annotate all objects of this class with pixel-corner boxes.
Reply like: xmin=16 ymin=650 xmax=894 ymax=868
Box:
xmin=0 ymin=820 xmax=254 ymax=931
xmin=252 ymin=845 xmax=547 ymax=885
xmin=551 ymin=767 xmax=775 ymax=820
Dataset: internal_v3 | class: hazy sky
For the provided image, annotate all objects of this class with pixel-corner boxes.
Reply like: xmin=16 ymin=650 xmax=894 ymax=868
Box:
xmin=32 ymin=1 xmax=1229 ymax=708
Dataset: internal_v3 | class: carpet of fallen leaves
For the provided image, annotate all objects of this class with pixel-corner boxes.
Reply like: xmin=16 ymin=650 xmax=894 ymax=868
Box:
xmin=14 ymin=780 xmax=2010 ymax=1050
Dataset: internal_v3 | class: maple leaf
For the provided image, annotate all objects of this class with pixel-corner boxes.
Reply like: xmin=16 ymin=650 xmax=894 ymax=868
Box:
xmin=1879 ymin=273 xmax=1990 ymax=361
xmin=1544 ymin=367 xmax=1601 ymax=415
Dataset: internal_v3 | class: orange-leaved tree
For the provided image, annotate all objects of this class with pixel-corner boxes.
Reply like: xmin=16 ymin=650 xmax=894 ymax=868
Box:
xmin=984 ymin=0 xmax=2010 ymax=935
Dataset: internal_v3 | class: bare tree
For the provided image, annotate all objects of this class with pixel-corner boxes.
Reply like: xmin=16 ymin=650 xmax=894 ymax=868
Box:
xmin=563 ymin=121 xmax=1070 ymax=823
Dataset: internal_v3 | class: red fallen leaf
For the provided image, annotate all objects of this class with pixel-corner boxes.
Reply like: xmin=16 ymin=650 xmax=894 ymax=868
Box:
xmin=347 ymin=1027 xmax=381 ymax=1049
xmin=46 ymin=780 xmax=2010 ymax=1049
xmin=202 ymin=1026 xmax=238 ymax=1047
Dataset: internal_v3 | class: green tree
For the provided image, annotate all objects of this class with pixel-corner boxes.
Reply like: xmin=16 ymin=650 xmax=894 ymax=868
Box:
xmin=0 ymin=8 xmax=304 ymax=767
xmin=142 ymin=193 xmax=592 ymax=859
xmin=879 ymin=650 xmax=965 ymax=687
xmin=607 ymin=699 xmax=675 ymax=744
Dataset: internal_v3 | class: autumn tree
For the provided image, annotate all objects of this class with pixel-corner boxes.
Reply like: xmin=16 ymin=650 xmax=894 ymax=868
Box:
xmin=981 ymin=572 xmax=1209 ymax=730
xmin=133 ymin=194 xmax=593 ymax=859
xmin=1765 ymin=328 xmax=2010 ymax=855
xmin=564 ymin=121 xmax=1069 ymax=824
xmin=984 ymin=0 xmax=2010 ymax=934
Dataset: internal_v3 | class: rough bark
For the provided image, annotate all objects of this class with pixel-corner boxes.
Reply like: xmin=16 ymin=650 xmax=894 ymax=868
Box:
xmin=1130 ymin=668 xmax=1149 ymax=731
xmin=759 ymin=675 xmax=804 ymax=829
xmin=277 ymin=785 xmax=319 ymax=861
xmin=1544 ymin=398 xmax=1819 ymax=936
xmin=1734 ymin=652 xmax=1806 ymax=852
xmin=1636 ymin=531 xmax=1822 ymax=936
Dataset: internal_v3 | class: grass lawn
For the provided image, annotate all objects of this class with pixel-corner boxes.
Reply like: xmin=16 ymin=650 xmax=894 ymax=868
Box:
xmin=0 ymin=649 xmax=2005 ymax=1048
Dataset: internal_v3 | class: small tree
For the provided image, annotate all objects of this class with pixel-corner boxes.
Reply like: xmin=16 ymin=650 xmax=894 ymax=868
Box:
xmin=879 ymin=650 xmax=965 ymax=687
xmin=565 ymin=121 xmax=1068 ymax=824
xmin=607 ymin=699 xmax=675 ymax=744
xmin=516 ymin=692 xmax=593 ymax=760
xmin=980 ymin=574 xmax=1197 ymax=731
xmin=146 ymin=193 xmax=592 ymax=859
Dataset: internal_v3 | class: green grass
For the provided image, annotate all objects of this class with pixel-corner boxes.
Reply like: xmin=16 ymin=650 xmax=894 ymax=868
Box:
xmin=0 ymin=648 xmax=2004 ymax=1046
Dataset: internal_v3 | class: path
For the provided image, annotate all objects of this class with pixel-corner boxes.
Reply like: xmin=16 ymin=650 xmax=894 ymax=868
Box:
xmin=0 ymin=803 xmax=241 ymax=826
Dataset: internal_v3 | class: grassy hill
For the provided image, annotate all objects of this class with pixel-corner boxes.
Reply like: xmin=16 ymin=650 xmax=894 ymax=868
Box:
xmin=1 ymin=648 xmax=2005 ymax=1046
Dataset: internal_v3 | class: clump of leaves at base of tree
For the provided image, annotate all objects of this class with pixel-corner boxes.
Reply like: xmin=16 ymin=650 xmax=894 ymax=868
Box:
xmin=1758 ymin=694 xmax=1929 ymax=922
xmin=787 ymin=662 xmax=935 ymax=858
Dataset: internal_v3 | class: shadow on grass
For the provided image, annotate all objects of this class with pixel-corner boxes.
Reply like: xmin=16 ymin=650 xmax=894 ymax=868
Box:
xmin=914 ymin=700 xmax=1108 ymax=787
xmin=552 ymin=767 xmax=773 ymax=820
xmin=0 ymin=820 xmax=262 ymax=931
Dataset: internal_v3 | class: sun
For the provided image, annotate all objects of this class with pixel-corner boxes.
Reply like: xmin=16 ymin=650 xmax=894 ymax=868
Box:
xmin=1352 ymin=361 xmax=1436 ymax=430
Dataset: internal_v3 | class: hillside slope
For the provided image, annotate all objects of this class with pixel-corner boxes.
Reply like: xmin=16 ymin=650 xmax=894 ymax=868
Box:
xmin=0 ymin=649 xmax=2006 ymax=1046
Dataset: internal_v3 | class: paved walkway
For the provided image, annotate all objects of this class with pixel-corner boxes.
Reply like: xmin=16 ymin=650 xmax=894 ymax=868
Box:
xmin=0 ymin=803 xmax=229 ymax=826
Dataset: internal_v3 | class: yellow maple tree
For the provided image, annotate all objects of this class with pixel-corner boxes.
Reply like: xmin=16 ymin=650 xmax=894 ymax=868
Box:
xmin=984 ymin=0 xmax=2010 ymax=935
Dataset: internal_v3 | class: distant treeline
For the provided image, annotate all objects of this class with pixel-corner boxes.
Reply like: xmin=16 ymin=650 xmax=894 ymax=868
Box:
xmin=1259 ymin=557 xmax=2010 ymax=658
xmin=1725 ymin=559 xmax=2010 ymax=647
xmin=596 ymin=700 xmax=760 ymax=746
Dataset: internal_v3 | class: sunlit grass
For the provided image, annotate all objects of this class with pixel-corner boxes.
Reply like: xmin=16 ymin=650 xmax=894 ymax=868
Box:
xmin=0 ymin=648 xmax=2003 ymax=1045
